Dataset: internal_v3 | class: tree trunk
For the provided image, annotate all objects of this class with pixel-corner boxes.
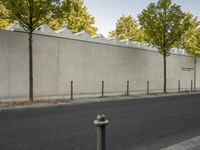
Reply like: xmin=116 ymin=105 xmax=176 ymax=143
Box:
xmin=194 ymin=57 xmax=196 ymax=91
xmin=163 ymin=54 xmax=167 ymax=93
xmin=29 ymin=32 xmax=33 ymax=101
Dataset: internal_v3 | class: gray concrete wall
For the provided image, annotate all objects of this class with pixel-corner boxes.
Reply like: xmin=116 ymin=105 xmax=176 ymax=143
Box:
xmin=0 ymin=29 xmax=198 ymax=100
xmin=0 ymin=30 xmax=29 ymax=99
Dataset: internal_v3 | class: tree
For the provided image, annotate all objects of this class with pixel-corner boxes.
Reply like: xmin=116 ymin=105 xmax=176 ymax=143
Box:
xmin=183 ymin=28 xmax=200 ymax=56
xmin=138 ymin=0 xmax=192 ymax=93
xmin=48 ymin=0 xmax=97 ymax=36
xmin=182 ymin=17 xmax=200 ymax=91
xmin=108 ymin=15 xmax=146 ymax=42
xmin=0 ymin=1 xmax=12 ymax=29
xmin=1 ymin=0 xmax=52 ymax=101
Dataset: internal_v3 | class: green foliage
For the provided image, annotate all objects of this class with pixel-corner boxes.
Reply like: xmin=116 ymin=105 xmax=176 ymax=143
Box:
xmin=1 ymin=0 xmax=52 ymax=32
xmin=138 ymin=0 xmax=192 ymax=56
xmin=182 ymin=15 xmax=200 ymax=57
xmin=185 ymin=30 xmax=200 ymax=57
xmin=48 ymin=0 xmax=97 ymax=36
xmin=108 ymin=15 xmax=146 ymax=42
xmin=183 ymin=28 xmax=200 ymax=57
xmin=0 ymin=1 xmax=12 ymax=29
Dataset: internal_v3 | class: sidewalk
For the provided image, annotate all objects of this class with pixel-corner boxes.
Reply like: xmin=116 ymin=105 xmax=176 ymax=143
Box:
xmin=161 ymin=136 xmax=200 ymax=150
xmin=0 ymin=91 xmax=199 ymax=112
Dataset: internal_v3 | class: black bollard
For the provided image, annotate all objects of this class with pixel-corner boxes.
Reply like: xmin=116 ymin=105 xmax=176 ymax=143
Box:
xmin=147 ymin=80 xmax=149 ymax=95
xmin=127 ymin=80 xmax=130 ymax=96
xmin=101 ymin=81 xmax=104 ymax=97
xmin=70 ymin=80 xmax=73 ymax=100
xmin=178 ymin=80 xmax=180 ymax=92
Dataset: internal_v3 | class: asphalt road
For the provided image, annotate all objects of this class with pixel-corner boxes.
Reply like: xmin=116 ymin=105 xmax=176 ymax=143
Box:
xmin=1 ymin=94 xmax=200 ymax=150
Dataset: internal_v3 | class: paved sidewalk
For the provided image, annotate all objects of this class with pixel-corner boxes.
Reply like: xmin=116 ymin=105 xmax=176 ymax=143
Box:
xmin=0 ymin=91 xmax=199 ymax=112
xmin=162 ymin=136 xmax=200 ymax=150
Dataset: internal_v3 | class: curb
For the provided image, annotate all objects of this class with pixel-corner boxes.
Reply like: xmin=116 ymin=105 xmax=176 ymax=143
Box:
xmin=0 ymin=92 xmax=200 ymax=112
xmin=161 ymin=136 xmax=200 ymax=150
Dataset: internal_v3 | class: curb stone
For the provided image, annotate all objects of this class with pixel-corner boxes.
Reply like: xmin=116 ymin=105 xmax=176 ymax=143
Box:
xmin=161 ymin=136 xmax=200 ymax=150
xmin=0 ymin=92 xmax=200 ymax=112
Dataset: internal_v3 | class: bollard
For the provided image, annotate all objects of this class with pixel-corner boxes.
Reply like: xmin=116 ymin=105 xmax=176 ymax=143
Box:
xmin=178 ymin=80 xmax=180 ymax=92
xmin=147 ymin=80 xmax=149 ymax=95
xmin=70 ymin=80 xmax=73 ymax=100
xmin=127 ymin=80 xmax=130 ymax=96
xmin=94 ymin=114 xmax=109 ymax=150
xmin=191 ymin=80 xmax=193 ymax=91
xmin=101 ymin=81 xmax=104 ymax=97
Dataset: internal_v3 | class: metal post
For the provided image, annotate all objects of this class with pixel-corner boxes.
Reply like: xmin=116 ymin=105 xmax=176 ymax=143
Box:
xmin=178 ymin=80 xmax=180 ymax=93
xmin=147 ymin=80 xmax=149 ymax=95
xmin=101 ymin=81 xmax=104 ymax=97
xmin=127 ymin=80 xmax=129 ymax=96
xmin=194 ymin=57 xmax=196 ymax=92
xmin=94 ymin=114 xmax=109 ymax=150
xmin=191 ymin=80 xmax=193 ymax=92
xmin=70 ymin=80 xmax=73 ymax=100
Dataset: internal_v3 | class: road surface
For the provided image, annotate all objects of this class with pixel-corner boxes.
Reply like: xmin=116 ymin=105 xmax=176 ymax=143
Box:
xmin=0 ymin=94 xmax=200 ymax=150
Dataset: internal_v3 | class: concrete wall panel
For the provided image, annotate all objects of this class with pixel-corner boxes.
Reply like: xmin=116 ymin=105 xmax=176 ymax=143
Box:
xmin=0 ymin=30 xmax=10 ymax=97
xmin=33 ymin=35 xmax=58 ymax=96
xmin=9 ymin=32 xmax=29 ymax=97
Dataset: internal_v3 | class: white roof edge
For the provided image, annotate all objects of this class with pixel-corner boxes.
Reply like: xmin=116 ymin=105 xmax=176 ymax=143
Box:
xmin=5 ymin=23 xmax=189 ymax=56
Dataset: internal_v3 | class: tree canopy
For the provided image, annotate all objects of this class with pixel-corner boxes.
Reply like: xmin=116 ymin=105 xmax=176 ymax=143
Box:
xmin=182 ymin=14 xmax=200 ymax=57
xmin=138 ymin=0 xmax=192 ymax=55
xmin=48 ymin=0 xmax=98 ymax=36
xmin=0 ymin=0 xmax=98 ymax=36
xmin=184 ymin=28 xmax=200 ymax=57
xmin=1 ymin=0 xmax=52 ymax=32
xmin=108 ymin=15 xmax=146 ymax=42
xmin=0 ymin=1 xmax=12 ymax=29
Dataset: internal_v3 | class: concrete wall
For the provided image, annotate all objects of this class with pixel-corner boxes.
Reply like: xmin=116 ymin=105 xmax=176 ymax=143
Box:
xmin=0 ymin=29 xmax=198 ymax=100
xmin=0 ymin=31 xmax=29 ymax=99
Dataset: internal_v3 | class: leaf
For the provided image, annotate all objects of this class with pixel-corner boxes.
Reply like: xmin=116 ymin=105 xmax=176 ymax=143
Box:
xmin=108 ymin=15 xmax=147 ymax=42
xmin=48 ymin=0 xmax=98 ymax=36
xmin=1 ymin=0 xmax=52 ymax=32
xmin=138 ymin=0 xmax=192 ymax=56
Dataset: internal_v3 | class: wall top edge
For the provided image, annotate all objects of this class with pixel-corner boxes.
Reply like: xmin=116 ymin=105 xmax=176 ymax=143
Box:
xmin=2 ymin=23 xmax=190 ymax=56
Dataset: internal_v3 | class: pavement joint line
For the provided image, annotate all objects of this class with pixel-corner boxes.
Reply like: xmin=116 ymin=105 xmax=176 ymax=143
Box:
xmin=0 ymin=91 xmax=200 ymax=112
xmin=161 ymin=136 xmax=200 ymax=150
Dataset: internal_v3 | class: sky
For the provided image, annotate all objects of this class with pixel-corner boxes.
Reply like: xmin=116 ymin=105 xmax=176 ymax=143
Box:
xmin=84 ymin=0 xmax=200 ymax=37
